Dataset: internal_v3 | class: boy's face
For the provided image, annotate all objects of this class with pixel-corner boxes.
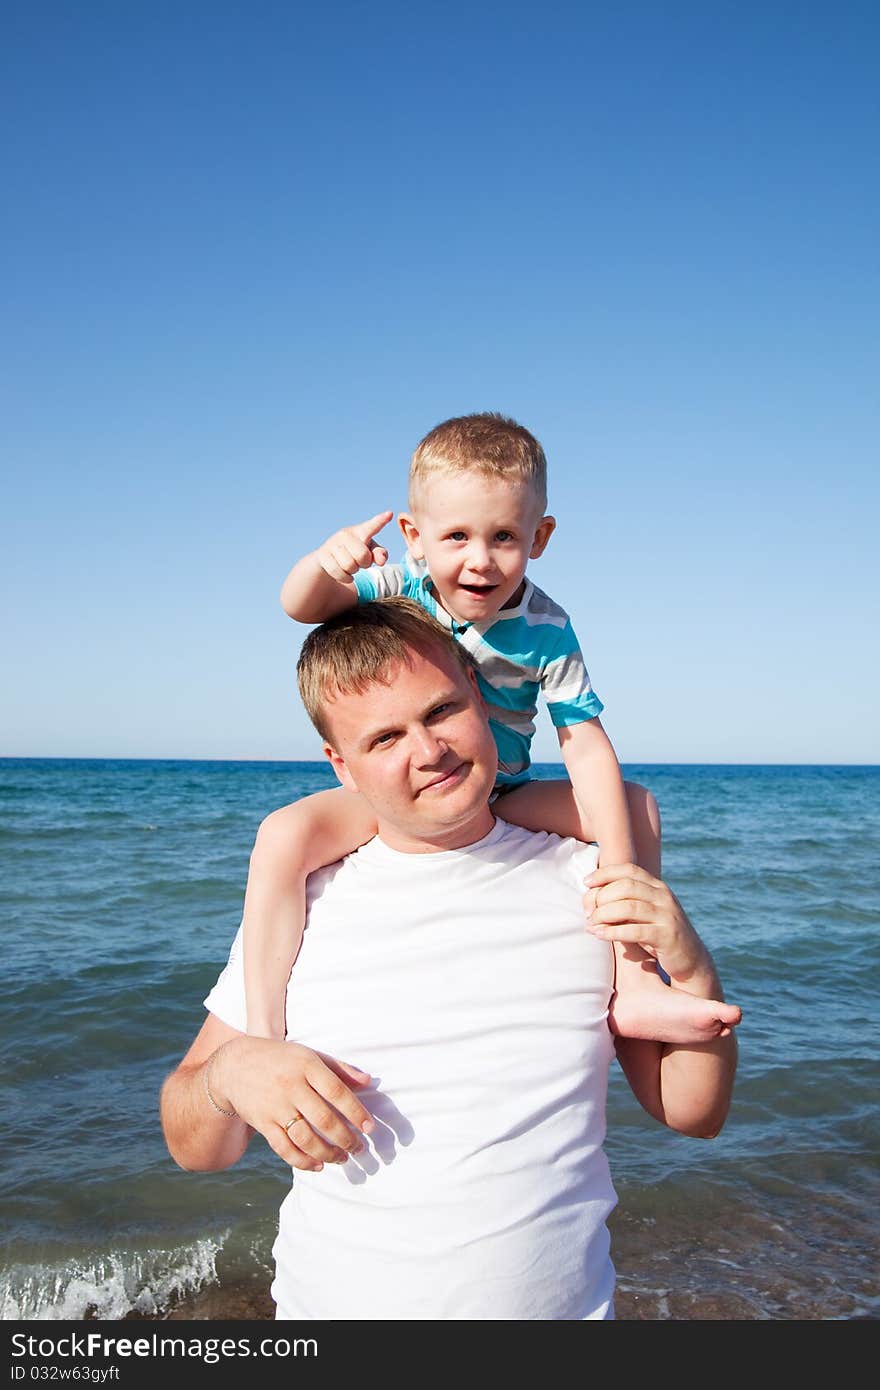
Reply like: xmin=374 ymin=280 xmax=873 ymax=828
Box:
xmin=398 ymin=473 xmax=556 ymax=625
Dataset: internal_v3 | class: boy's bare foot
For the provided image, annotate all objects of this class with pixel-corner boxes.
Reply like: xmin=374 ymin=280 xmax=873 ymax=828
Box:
xmin=608 ymin=985 xmax=742 ymax=1043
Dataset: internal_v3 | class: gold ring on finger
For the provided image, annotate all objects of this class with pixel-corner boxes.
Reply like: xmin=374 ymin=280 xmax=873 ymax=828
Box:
xmin=284 ymin=1110 xmax=303 ymax=1134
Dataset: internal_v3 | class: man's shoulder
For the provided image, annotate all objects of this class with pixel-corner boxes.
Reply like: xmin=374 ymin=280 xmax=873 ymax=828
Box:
xmin=495 ymin=819 xmax=599 ymax=877
xmin=304 ymin=823 xmax=598 ymax=899
xmin=469 ymin=821 xmax=600 ymax=917
xmin=304 ymin=840 xmax=380 ymax=902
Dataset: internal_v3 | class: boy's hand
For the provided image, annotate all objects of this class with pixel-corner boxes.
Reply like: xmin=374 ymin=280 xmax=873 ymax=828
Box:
xmin=583 ymin=863 xmax=712 ymax=988
xmin=317 ymin=511 xmax=394 ymax=584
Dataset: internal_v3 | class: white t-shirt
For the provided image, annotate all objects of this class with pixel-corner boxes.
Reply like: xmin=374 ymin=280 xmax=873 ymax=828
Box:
xmin=204 ymin=819 xmax=617 ymax=1320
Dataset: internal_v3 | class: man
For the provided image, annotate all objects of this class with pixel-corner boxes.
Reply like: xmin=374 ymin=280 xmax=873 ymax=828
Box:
xmin=160 ymin=598 xmax=738 ymax=1320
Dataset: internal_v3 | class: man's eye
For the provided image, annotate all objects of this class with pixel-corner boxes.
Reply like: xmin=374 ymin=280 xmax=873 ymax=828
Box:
xmin=429 ymin=703 xmax=452 ymax=719
xmin=372 ymin=731 xmax=398 ymax=747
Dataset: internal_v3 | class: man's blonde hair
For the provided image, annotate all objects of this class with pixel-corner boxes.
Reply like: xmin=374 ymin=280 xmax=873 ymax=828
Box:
xmin=297 ymin=597 xmax=475 ymax=744
xmin=409 ymin=412 xmax=548 ymax=512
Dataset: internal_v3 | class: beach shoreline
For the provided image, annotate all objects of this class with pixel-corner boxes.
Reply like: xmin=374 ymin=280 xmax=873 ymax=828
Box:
xmin=118 ymin=1281 xmax=854 ymax=1321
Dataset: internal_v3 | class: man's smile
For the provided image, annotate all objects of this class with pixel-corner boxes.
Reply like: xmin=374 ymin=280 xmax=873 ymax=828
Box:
xmin=417 ymin=761 xmax=469 ymax=794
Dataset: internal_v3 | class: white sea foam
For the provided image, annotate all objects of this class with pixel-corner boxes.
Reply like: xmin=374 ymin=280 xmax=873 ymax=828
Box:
xmin=0 ymin=1234 xmax=228 ymax=1320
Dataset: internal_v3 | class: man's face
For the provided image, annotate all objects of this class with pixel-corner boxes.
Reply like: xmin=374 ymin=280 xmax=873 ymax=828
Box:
xmin=321 ymin=643 xmax=498 ymax=852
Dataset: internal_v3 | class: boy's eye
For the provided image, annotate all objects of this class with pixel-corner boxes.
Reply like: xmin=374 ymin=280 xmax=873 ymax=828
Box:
xmin=446 ymin=531 xmax=467 ymax=542
xmin=495 ymin=530 xmax=515 ymax=542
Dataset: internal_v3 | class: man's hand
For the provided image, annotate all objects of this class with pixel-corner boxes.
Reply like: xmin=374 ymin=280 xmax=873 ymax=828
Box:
xmin=590 ymin=865 xmax=741 ymax=1136
xmin=316 ymin=511 xmax=394 ymax=584
xmin=212 ymin=1036 xmax=375 ymax=1172
xmin=584 ymin=862 xmax=716 ymax=990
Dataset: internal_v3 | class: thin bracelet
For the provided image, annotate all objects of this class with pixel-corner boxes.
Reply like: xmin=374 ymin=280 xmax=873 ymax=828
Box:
xmin=203 ymin=1045 xmax=237 ymax=1118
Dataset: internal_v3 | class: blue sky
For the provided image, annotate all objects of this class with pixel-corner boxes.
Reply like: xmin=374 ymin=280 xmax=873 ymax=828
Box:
xmin=2 ymin=1 xmax=877 ymax=763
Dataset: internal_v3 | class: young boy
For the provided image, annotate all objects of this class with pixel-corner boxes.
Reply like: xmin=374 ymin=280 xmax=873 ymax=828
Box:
xmin=244 ymin=413 xmax=739 ymax=1043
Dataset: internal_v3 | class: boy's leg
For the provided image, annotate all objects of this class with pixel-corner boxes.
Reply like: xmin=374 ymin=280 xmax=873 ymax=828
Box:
xmin=495 ymin=778 xmax=660 ymax=869
xmin=243 ymin=787 xmax=377 ymax=1039
xmin=496 ymin=780 xmax=740 ymax=1044
xmin=624 ymin=781 xmax=661 ymax=876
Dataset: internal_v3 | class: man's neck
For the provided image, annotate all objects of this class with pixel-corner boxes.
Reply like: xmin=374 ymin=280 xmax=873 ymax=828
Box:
xmin=375 ymin=806 xmax=497 ymax=855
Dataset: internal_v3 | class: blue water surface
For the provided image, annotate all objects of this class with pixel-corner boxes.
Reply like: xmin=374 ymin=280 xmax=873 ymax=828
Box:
xmin=1 ymin=759 xmax=878 ymax=1319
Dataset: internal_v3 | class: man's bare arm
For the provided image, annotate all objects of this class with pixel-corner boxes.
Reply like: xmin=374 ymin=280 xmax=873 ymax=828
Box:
xmin=160 ymin=1014 xmax=375 ymax=1172
xmin=160 ymin=1014 xmax=255 ymax=1171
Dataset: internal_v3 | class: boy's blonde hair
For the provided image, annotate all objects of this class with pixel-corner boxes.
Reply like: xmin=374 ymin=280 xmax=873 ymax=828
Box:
xmin=409 ymin=412 xmax=548 ymax=512
xmin=297 ymin=597 xmax=475 ymax=744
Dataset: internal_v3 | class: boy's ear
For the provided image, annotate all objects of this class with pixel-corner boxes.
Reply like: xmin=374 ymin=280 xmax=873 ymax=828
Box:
xmin=530 ymin=515 xmax=556 ymax=560
xmin=398 ymin=512 xmax=425 ymax=560
xmin=323 ymin=742 xmax=357 ymax=794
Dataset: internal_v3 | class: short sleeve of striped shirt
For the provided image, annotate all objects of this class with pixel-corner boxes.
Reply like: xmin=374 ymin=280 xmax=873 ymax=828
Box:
xmin=541 ymin=617 xmax=604 ymax=728
xmin=352 ymin=562 xmax=410 ymax=602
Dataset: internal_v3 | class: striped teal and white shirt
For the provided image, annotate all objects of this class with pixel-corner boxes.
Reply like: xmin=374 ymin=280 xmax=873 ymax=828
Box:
xmin=353 ymin=556 xmax=604 ymax=787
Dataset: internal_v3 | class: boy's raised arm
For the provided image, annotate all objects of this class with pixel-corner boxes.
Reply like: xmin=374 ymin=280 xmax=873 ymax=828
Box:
xmin=557 ymin=717 xmax=636 ymax=866
xmin=280 ymin=511 xmax=394 ymax=622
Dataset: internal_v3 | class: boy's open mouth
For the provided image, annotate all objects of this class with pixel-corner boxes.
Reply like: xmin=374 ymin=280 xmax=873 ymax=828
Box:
xmin=459 ymin=583 xmax=497 ymax=595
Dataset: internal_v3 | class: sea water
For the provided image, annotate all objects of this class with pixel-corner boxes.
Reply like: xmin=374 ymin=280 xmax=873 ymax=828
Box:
xmin=1 ymin=759 xmax=878 ymax=1320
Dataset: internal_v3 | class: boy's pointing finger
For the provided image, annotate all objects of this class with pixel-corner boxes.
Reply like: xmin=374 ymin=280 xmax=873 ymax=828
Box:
xmin=356 ymin=510 xmax=394 ymax=539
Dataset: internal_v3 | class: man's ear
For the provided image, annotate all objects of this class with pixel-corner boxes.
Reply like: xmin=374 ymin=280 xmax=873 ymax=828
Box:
xmin=398 ymin=512 xmax=425 ymax=560
xmin=466 ymin=663 xmax=486 ymax=707
xmin=323 ymin=742 xmax=357 ymax=794
xmin=530 ymin=515 xmax=556 ymax=559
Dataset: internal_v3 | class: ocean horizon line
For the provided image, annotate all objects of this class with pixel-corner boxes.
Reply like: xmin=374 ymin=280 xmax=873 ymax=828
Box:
xmin=1 ymin=755 xmax=878 ymax=770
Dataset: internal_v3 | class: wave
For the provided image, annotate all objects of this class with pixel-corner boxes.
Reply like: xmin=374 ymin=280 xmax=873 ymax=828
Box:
xmin=0 ymin=1233 xmax=228 ymax=1321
